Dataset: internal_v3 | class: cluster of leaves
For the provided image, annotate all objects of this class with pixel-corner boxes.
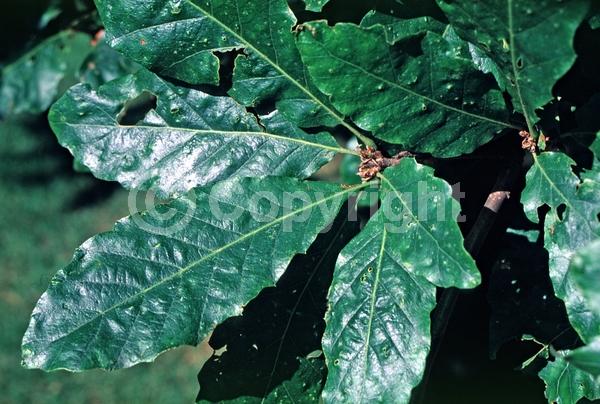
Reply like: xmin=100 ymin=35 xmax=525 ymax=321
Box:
xmin=3 ymin=0 xmax=599 ymax=402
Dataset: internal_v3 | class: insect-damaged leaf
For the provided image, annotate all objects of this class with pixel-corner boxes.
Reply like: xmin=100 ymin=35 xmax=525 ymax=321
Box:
xmin=94 ymin=0 xmax=349 ymax=129
xmin=437 ymin=0 xmax=590 ymax=130
xmin=522 ymin=152 xmax=600 ymax=343
xmin=49 ymin=68 xmax=343 ymax=198
xmin=0 ymin=31 xmax=93 ymax=117
xmin=296 ymin=21 xmax=512 ymax=157
xmin=22 ymin=177 xmax=365 ymax=371
xmin=321 ymin=159 xmax=478 ymax=403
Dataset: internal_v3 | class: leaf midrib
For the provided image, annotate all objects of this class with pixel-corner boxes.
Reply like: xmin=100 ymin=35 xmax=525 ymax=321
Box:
xmin=507 ymin=0 xmax=535 ymax=135
xmin=358 ymin=227 xmax=387 ymax=401
xmin=62 ymin=122 xmax=355 ymax=155
xmin=177 ymin=0 xmax=367 ymax=142
xmin=315 ymin=39 xmax=518 ymax=130
xmin=49 ymin=182 xmax=368 ymax=344
xmin=378 ymin=170 xmax=476 ymax=285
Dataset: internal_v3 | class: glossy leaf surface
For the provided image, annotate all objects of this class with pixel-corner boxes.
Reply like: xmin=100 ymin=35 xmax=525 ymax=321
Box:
xmin=539 ymin=353 xmax=600 ymax=404
xmin=322 ymin=159 xmax=478 ymax=403
xmin=197 ymin=207 xmax=360 ymax=402
xmin=360 ymin=12 xmax=445 ymax=44
xmin=22 ymin=177 xmax=363 ymax=371
xmin=522 ymin=152 xmax=600 ymax=342
xmin=50 ymin=68 xmax=343 ymax=198
xmin=570 ymin=239 xmax=600 ymax=315
xmin=94 ymin=0 xmax=349 ymax=129
xmin=302 ymin=0 xmax=330 ymax=12
xmin=297 ymin=21 xmax=511 ymax=157
xmin=437 ymin=0 xmax=589 ymax=130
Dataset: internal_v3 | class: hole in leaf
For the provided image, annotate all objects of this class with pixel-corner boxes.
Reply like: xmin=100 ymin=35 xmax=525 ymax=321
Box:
xmin=516 ymin=57 xmax=524 ymax=69
xmin=556 ymin=204 xmax=566 ymax=221
xmin=117 ymin=91 xmax=157 ymax=125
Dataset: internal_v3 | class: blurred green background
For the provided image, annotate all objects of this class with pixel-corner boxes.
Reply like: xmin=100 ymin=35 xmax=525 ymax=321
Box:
xmin=0 ymin=121 xmax=212 ymax=403
xmin=0 ymin=2 xmax=210 ymax=402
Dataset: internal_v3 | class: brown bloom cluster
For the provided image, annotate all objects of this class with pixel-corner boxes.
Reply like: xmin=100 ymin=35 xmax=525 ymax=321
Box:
xmin=519 ymin=130 xmax=536 ymax=153
xmin=357 ymin=147 xmax=412 ymax=182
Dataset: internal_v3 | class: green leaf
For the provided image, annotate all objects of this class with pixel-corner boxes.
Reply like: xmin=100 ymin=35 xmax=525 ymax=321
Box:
xmin=49 ymin=68 xmax=345 ymax=198
xmin=360 ymin=12 xmax=446 ymax=44
xmin=297 ymin=21 xmax=512 ymax=157
xmin=567 ymin=337 xmax=600 ymax=378
xmin=197 ymin=206 xmax=360 ymax=402
xmin=94 ymin=0 xmax=357 ymax=133
xmin=539 ymin=353 xmax=600 ymax=404
xmin=570 ymin=239 xmax=600 ymax=316
xmin=323 ymin=213 xmax=436 ymax=403
xmin=522 ymin=152 xmax=600 ymax=342
xmin=590 ymin=13 xmax=600 ymax=29
xmin=22 ymin=177 xmax=365 ymax=371
xmin=0 ymin=31 xmax=93 ymax=117
xmin=302 ymin=0 xmax=330 ymax=12
xmin=376 ymin=160 xmax=480 ymax=288
xmin=437 ymin=0 xmax=590 ymax=131
xmin=322 ymin=159 xmax=478 ymax=403
xmin=79 ymin=40 xmax=141 ymax=87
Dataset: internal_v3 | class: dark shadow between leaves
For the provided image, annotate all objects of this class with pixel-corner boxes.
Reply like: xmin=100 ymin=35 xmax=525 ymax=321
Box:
xmin=196 ymin=206 xmax=360 ymax=402
xmin=488 ymin=233 xmax=580 ymax=359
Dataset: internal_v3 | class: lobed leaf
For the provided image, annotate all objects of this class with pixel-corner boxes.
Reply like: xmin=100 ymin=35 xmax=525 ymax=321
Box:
xmin=197 ymin=207 xmax=359 ymax=402
xmin=322 ymin=159 xmax=478 ymax=403
xmin=94 ymin=0 xmax=351 ymax=130
xmin=360 ymin=12 xmax=445 ymax=44
xmin=522 ymin=152 xmax=600 ymax=342
xmin=437 ymin=0 xmax=590 ymax=131
xmin=50 ymin=68 xmax=344 ymax=198
xmin=297 ymin=21 xmax=512 ymax=157
xmin=22 ymin=177 xmax=364 ymax=371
